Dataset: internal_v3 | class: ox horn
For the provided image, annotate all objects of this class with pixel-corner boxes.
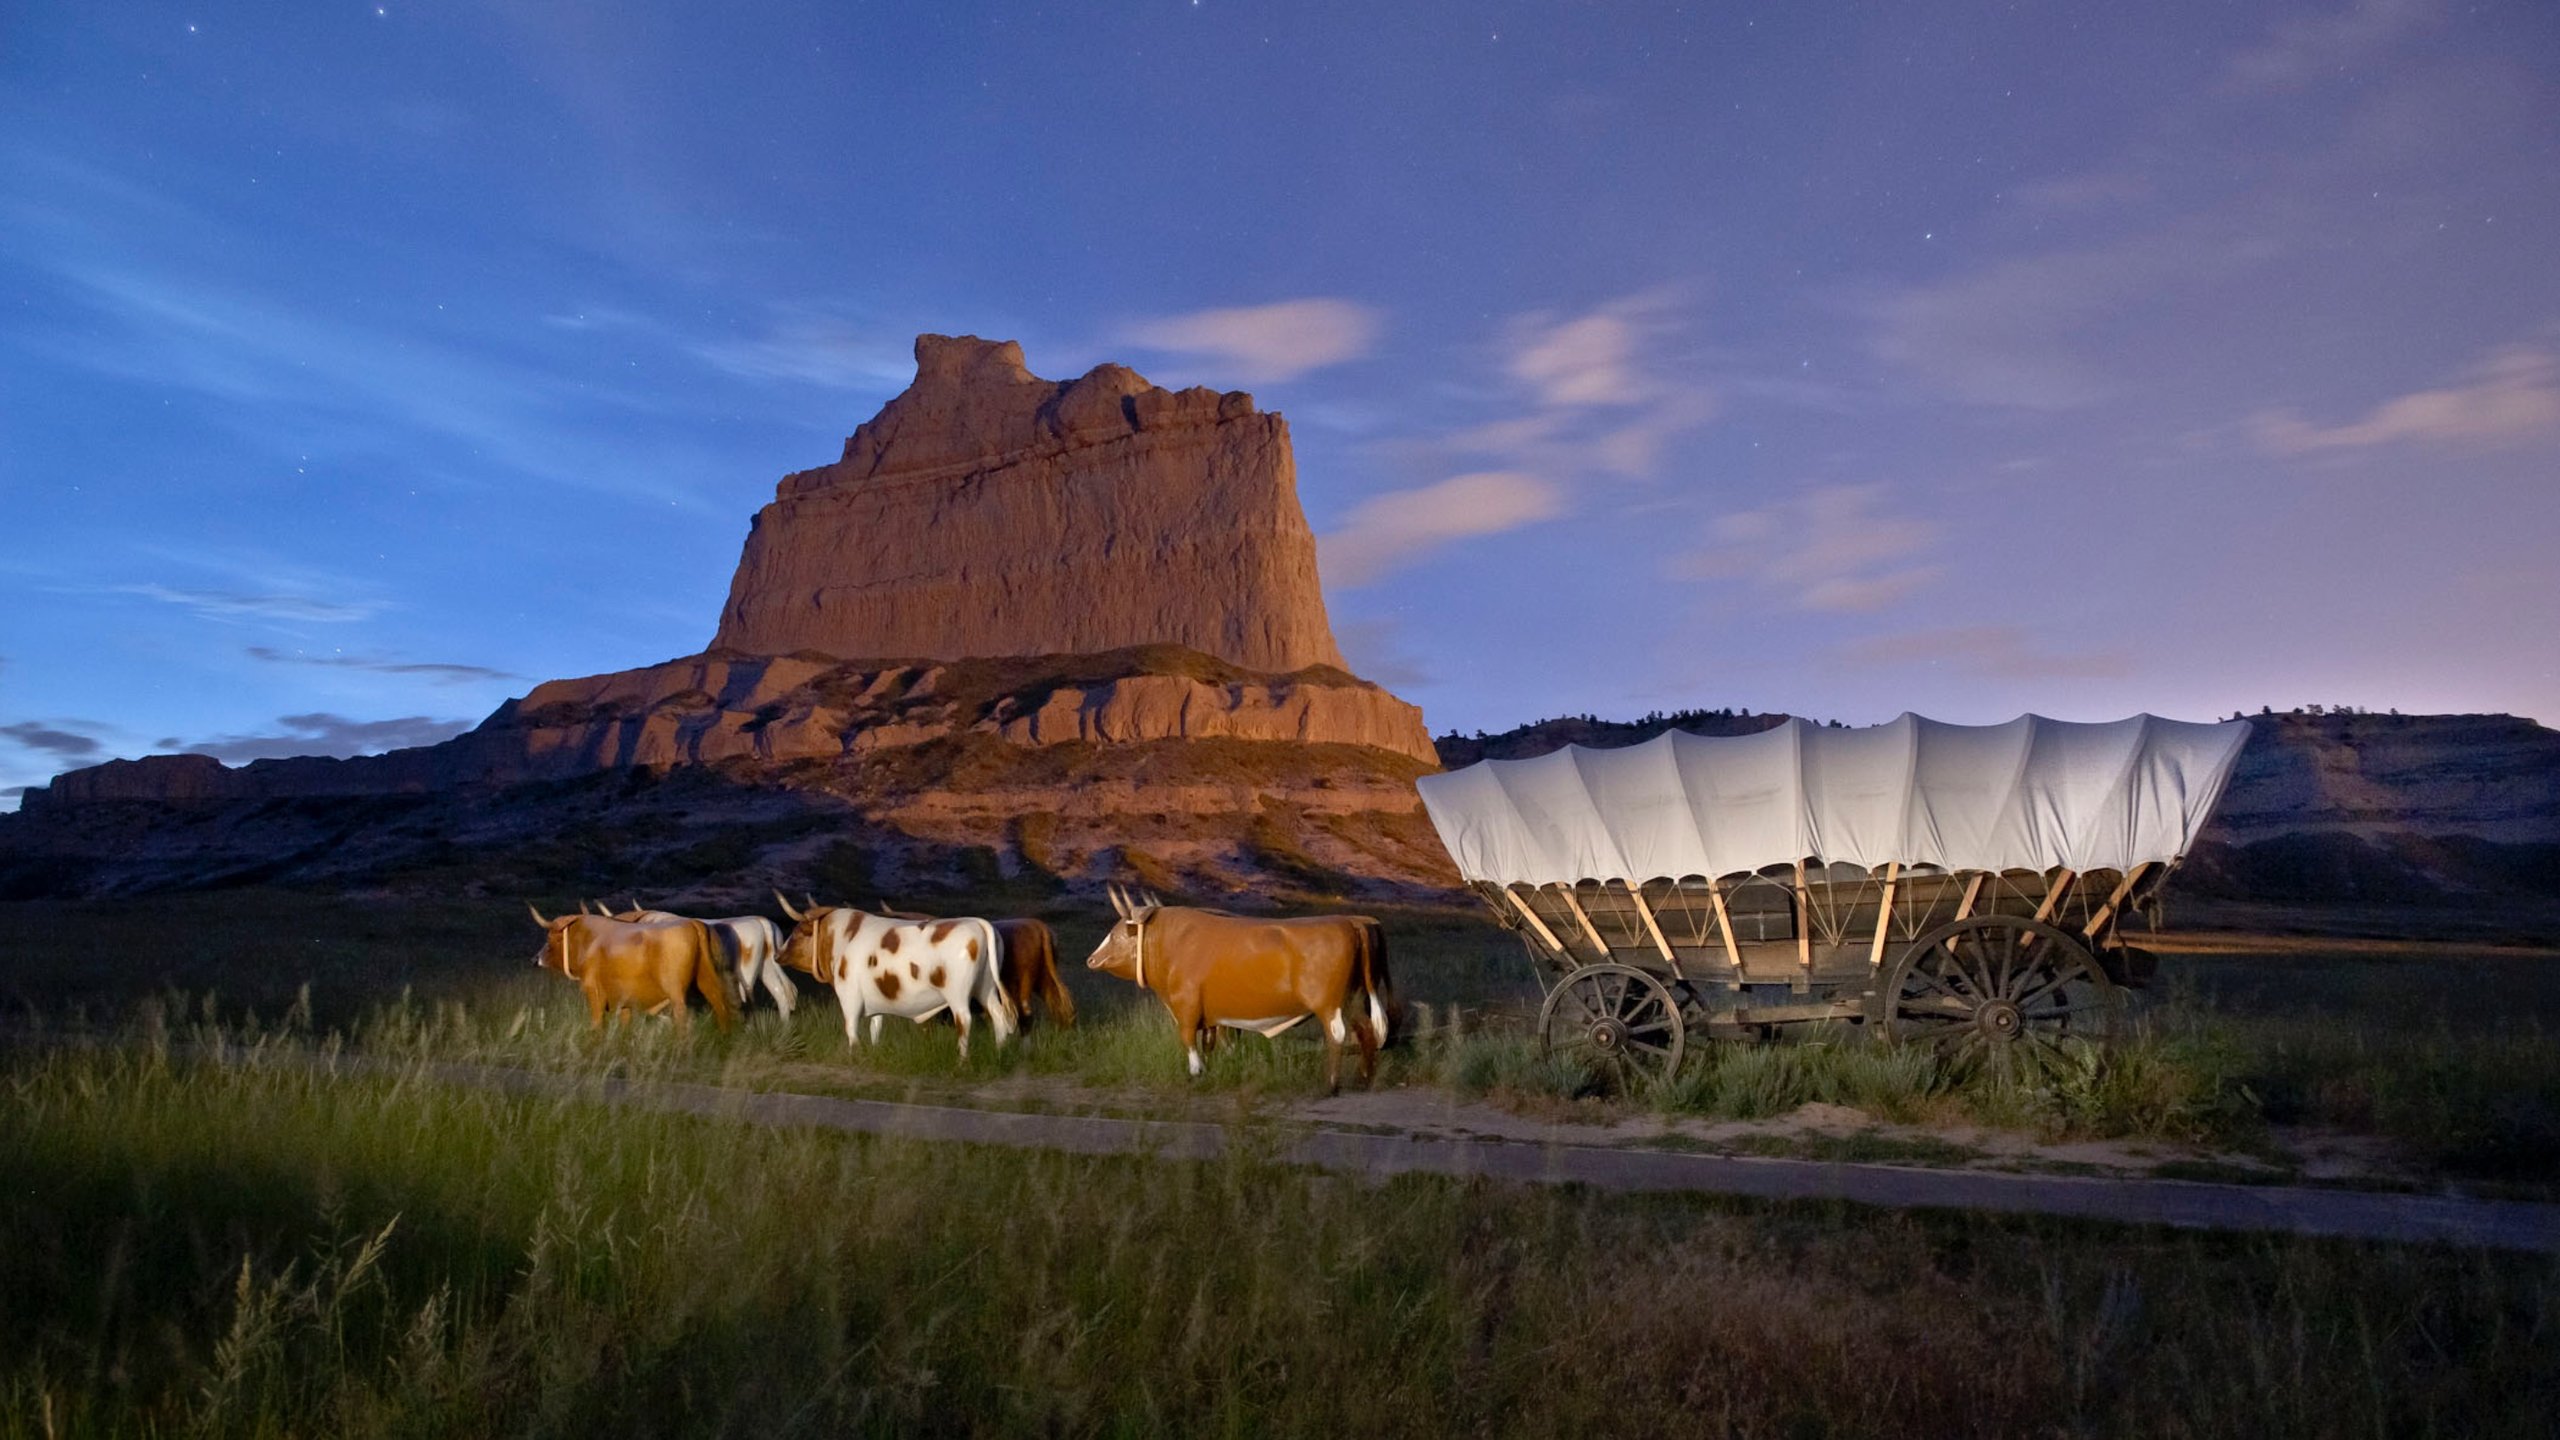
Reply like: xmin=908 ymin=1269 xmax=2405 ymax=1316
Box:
xmin=1143 ymin=889 xmax=1165 ymax=910
xmin=1105 ymin=883 xmax=1126 ymax=919
xmin=527 ymin=901 xmax=552 ymax=927
xmin=775 ymin=890 xmax=805 ymax=922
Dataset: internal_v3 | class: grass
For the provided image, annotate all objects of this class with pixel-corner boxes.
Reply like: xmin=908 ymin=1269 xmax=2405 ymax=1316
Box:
xmin=7 ymin=890 xmax=2560 ymax=1191
xmin=4 ymin=1026 xmax=2556 ymax=1438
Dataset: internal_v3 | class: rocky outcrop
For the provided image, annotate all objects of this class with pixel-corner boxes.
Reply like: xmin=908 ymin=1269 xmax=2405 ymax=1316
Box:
xmin=17 ymin=648 xmax=1437 ymax=811
xmin=713 ymin=335 xmax=1347 ymax=674
xmin=2205 ymin=711 xmax=2560 ymax=845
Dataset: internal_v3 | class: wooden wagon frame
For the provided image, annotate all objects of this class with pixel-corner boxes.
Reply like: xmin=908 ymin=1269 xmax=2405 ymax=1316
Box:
xmin=1419 ymin=714 xmax=2252 ymax=1088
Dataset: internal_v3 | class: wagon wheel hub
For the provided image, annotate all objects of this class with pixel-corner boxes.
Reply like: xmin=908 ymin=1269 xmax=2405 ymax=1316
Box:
xmin=1588 ymin=1018 xmax=1628 ymax=1052
xmin=1975 ymin=999 xmax=2023 ymax=1041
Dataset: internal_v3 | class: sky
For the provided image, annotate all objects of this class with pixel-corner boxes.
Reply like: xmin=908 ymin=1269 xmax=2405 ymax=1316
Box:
xmin=5 ymin=0 xmax=2558 ymax=806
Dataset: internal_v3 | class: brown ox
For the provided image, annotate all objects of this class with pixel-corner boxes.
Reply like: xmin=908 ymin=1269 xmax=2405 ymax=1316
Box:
xmin=1083 ymin=886 xmax=1390 ymax=1093
xmin=880 ymin=904 xmax=1077 ymax=1030
xmin=528 ymin=905 xmax=736 ymax=1032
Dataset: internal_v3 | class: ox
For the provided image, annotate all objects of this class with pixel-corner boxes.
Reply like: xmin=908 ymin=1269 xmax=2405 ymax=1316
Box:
xmin=601 ymin=900 xmax=799 ymax=1021
xmin=528 ymin=905 xmax=737 ymax=1032
xmin=1083 ymin=885 xmax=1390 ymax=1093
xmin=776 ymin=894 xmax=1017 ymax=1058
xmin=880 ymin=904 xmax=1077 ymax=1030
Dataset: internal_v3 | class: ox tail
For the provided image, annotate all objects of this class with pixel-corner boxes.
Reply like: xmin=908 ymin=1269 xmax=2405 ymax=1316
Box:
xmin=975 ymin=919 xmax=1020 ymax=1041
xmin=1360 ymin=919 xmax=1396 ymax=1049
xmin=691 ymin=921 xmax=738 ymax=1032
xmin=706 ymin=922 xmax=746 ymax=999
xmin=1033 ymin=923 xmax=1077 ymax=1028
xmin=1010 ymin=919 xmax=1075 ymax=1029
xmin=749 ymin=918 xmax=795 ymax=1018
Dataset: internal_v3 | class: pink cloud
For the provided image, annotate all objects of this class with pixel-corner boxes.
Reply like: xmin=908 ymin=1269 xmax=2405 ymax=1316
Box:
xmin=1319 ymin=471 xmax=1562 ymax=587
xmin=1121 ymin=298 xmax=1381 ymax=382
xmin=2250 ymin=344 xmax=2560 ymax=454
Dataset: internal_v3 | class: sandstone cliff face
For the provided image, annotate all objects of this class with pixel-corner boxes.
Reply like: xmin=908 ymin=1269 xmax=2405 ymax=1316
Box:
xmin=713 ymin=335 xmax=1346 ymax=674
xmin=22 ymin=648 xmax=1437 ymax=810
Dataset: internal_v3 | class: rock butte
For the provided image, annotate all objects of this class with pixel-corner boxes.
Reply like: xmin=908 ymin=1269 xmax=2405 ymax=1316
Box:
xmin=21 ymin=335 xmax=1435 ymax=813
xmin=717 ymin=333 xmax=1347 ymax=674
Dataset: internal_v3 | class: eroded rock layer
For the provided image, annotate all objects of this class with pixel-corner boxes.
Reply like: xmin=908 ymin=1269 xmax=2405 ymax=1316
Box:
xmin=24 ymin=648 xmax=1437 ymax=808
xmin=712 ymin=335 xmax=1347 ymax=674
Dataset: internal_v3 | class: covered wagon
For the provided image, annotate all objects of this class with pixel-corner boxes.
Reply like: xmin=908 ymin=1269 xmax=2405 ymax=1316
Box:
xmin=1416 ymin=713 xmax=2252 ymax=1087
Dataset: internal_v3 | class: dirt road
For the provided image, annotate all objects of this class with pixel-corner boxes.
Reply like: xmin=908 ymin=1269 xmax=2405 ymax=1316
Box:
xmin=421 ymin=1058 xmax=2560 ymax=1254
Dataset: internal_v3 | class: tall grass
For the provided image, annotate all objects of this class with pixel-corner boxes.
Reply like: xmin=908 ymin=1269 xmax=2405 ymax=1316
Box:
xmin=9 ymin=890 xmax=2560 ymax=1187
xmin=4 ymin=1030 xmax=2556 ymax=1438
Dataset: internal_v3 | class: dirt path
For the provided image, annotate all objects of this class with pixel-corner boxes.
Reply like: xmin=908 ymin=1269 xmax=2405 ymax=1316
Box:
xmin=15 ymin=1032 xmax=2551 ymax=1251
xmin=405 ymin=1058 xmax=2560 ymax=1254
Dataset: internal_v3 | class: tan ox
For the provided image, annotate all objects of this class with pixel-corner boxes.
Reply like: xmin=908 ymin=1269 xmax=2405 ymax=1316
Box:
xmin=528 ymin=905 xmax=737 ymax=1032
xmin=1083 ymin=885 xmax=1390 ymax=1093
xmin=599 ymin=900 xmax=799 ymax=1021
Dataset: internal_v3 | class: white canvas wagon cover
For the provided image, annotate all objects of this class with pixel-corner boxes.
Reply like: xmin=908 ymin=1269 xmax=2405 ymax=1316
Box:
xmin=1417 ymin=714 xmax=2253 ymax=887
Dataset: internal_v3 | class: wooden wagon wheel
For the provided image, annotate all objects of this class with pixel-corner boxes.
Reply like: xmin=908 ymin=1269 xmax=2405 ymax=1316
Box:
xmin=1878 ymin=915 xmax=2119 ymax=1078
xmin=1538 ymin=963 xmax=1685 ymax=1093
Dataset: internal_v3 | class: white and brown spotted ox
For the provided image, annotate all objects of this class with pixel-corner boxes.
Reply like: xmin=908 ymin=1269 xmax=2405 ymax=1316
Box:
xmin=1084 ymin=886 xmax=1391 ymax=1093
xmin=528 ymin=905 xmax=737 ymax=1032
xmin=601 ymin=900 xmax=798 ymax=1021
xmin=880 ymin=904 xmax=1077 ymax=1030
xmin=776 ymin=895 xmax=1017 ymax=1057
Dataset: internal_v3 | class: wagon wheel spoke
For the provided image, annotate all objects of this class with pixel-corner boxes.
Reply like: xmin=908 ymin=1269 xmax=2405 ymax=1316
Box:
xmin=1903 ymin=962 xmax=1969 ymax=1004
xmin=2012 ymin=965 xmax=2076 ymax=1013
xmin=2021 ymin=1031 xmax=2076 ymax=1075
xmin=2019 ymin=994 xmax=2083 ymax=1025
xmin=1945 ymin=942 xmax=2007 ymax=999
xmin=1560 ymin=980 xmax=1605 ymax=1025
xmin=1989 ymin=926 xmax=2021 ymax=999
xmin=1962 ymin=937 xmax=2006 ymax=1003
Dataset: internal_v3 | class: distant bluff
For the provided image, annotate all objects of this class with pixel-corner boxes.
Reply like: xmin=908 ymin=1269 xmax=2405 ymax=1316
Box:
xmin=715 ymin=334 xmax=1348 ymax=674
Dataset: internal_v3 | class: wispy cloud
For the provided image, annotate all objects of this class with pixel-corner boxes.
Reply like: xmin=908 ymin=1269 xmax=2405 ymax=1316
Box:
xmin=0 ymin=720 xmax=106 ymax=760
xmin=1508 ymin=309 xmax=1646 ymax=408
xmin=1431 ymin=293 xmax=1720 ymax=482
xmin=244 ymin=645 xmax=522 ymax=684
xmin=2249 ymin=344 xmax=2560 ymax=454
xmin=172 ymin=712 xmax=474 ymax=765
xmin=1122 ymin=298 xmax=1381 ymax=383
xmin=2223 ymin=0 xmax=2440 ymax=94
xmin=1 ymin=153 xmax=725 ymax=511
xmin=1326 ymin=294 xmax=1718 ymax=587
xmin=1833 ymin=626 xmax=2133 ymax=681
xmin=1672 ymin=483 xmax=1941 ymax=613
xmin=108 ymin=585 xmax=379 ymax=624
xmin=690 ymin=307 xmax=917 ymax=390
xmin=1320 ymin=471 xmax=1561 ymax=588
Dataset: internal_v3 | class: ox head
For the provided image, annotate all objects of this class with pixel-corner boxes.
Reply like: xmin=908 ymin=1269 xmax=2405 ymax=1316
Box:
xmin=526 ymin=902 xmax=583 ymax=975
xmin=775 ymin=889 xmax=841 ymax=982
xmin=1083 ymin=884 xmax=1161 ymax=983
